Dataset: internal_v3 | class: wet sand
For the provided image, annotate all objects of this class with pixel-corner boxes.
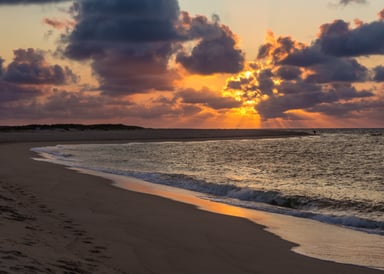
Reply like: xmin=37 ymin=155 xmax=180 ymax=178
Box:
xmin=0 ymin=129 xmax=382 ymax=273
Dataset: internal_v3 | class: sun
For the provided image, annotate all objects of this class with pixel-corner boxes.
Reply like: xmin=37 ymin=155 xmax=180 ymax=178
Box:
xmin=244 ymin=70 xmax=254 ymax=79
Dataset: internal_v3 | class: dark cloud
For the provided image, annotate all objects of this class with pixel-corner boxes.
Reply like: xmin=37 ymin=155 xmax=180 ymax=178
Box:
xmin=0 ymin=80 xmax=42 ymax=103
xmin=2 ymin=49 xmax=78 ymax=85
xmin=280 ymin=17 xmax=384 ymax=65
xmin=177 ymin=87 xmax=241 ymax=110
xmin=373 ymin=66 xmax=384 ymax=82
xmin=317 ymin=19 xmax=384 ymax=57
xmin=176 ymin=13 xmax=244 ymax=75
xmin=63 ymin=0 xmax=183 ymax=94
xmin=309 ymin=100 xmax=383 ymax=118
xmin=226 ymin=76 xmax=255 ymax=91
xmin=250 ymin=27 xmax=379 ymax=121
xmin=0 ymin=0 xmax=70 ymax=5
xmin=0 ymin=87 xmax=206 ymax=124
xmin=275 ymin=66 xmax=302 ymax=80
xmin=0 ymin=58 xmax=4 ymax=76
xmin=281 ymin=46 xmax=330 ymax=67
xmin=91 ymin=44 xmax=180 ymax=95
xmin=176 ymin=30 xmax=244 ymax=74
xmin=258 ymin=23 xmax=371 ymax=84
xmin=122 ymin=96 xmax=202 ymax=120
xmin=0 ymin=89 xmax=107 ymax=122
xmin=0 ymin=71 xmax=214 ymax=124
xmin=257 ymin=34 xmax=304 ymax=65
xmin=225 ymin=67 xmax=280 ymax=100
xmin=305 ymin=58 xmax=369 ymax=83
xmin=257 ymin=82 xmax=374 ymax=119
xmin=0 ymin=49 xmax=79 ymax=119
xmin=68 ymin=1 xmax=181 ymax=45
xmin=257 ymin=69 xmax=275 ymax=95
xmin=62 ymin=0 xmax=244 ymax=95
xmin=256 ymin=84 xmax=321 ymax=120
xmin=31 ymin=89 xmax=127 ymax=120
xmin=0 ymin=82 xmax=150 ymax=123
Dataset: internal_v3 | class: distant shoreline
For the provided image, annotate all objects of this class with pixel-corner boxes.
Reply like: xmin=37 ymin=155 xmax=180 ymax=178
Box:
xmin=0 ymin=123 xmax=144 ymax=132
xmin=0 ymin=127 xmax=310 ymax=144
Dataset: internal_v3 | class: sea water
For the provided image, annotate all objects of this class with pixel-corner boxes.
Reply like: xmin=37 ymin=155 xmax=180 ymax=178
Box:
xmin=32 ymin=128 xmax=384 ymax=269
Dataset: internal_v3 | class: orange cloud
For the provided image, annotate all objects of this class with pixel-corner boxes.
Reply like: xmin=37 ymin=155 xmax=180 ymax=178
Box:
xmin=43 ymin=18 xmax=75 ymax=30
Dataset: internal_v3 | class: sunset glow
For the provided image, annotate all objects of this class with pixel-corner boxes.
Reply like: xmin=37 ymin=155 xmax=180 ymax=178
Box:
xmin=0 ymin=0 xmax=383 ymax=128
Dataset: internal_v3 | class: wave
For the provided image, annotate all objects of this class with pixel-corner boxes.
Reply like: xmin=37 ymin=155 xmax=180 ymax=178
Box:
xmin=82 ymin=167 xmax=384 ymax=234
xmin=31 ymin=146 xmax=384 ymax=235
xmin=31 ymin=146 xmax=79 ymax=163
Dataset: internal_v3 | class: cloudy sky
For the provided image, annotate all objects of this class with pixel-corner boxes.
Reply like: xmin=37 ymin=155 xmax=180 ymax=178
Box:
xmin=0 ymin=0 xmax=383 ymax=128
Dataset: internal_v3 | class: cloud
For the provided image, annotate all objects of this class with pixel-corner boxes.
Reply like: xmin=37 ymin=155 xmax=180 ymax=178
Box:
xmin=256 ymin=82 xmax=373 ymax=119
xmin=1 ymin=0 xmax=381 ymax=127
xmin=280 ymin=17 xmax=384 ymax=62
xmin=30 ymin=89 xmax=124 ymax=120
xmin=304 ymin=58 xmax=369 ymax=83
xmin=0 ymin=57 xmax=4 ymax=76
xmin=177 ymin=87 xmax=242 ymax=109
xmin=281 ymin=46 xmax=329 ymax=67
xmin=272 ymin=18 xmax=384 ymax=70
xmin=379 ymin=8 xmax=384 ymax=20
xmin=0 ymin=80 xmax=42 ymax=103
xmin=62 ymin=0 xmax=182 ymax=92
xmin=0 ymin=51 xmax=230 ymax=124
xmin=67 ymin=1 xmax=181 ymax=47
xmin=176 ymin=31 xmax=244 ymax=75
xmin=0 ymin=49 xmax=79 ymax=118
xmin=0 ymin=0 xmax=70 ymax=5
xmin=253 ymin=33 xmax=369 ymax=83
xmin=121 ymin=96 xmax=203 ymax=120
xmin=225 ymin=74 xmax=255 ymax=91
xmin=225 ymin=21 xmax=381 ymax=122
xmin=336 ymin=0 xmax=368 ymax=6
xmin=0 ymin=86 xmax=205 ymax=125
xmin=62 ymin=0 xmax=184 ymax=95
xmin=0 ymin=89 xmax=103 ymax=122
xmin=275 ymin=66 xmax=302 ymax=80
xmin=2 ymin=48 xmax=78 ymax=85
xmin=373 ymin=66 xmax=384 ymax=82
xmin=309 ymin=99 xmax=383 ymax=118
xmin=62 ymin=0 xmax=244 ymax=95
xmin=257 ymin=33 xmax=304 ymax=65
xmin=43 ymin=18 xmax=75 ymax=30
xmin=317 ymin=19 xmax=384 ymax=57
xmin=176 ymin=13 xmax=244 ymax=75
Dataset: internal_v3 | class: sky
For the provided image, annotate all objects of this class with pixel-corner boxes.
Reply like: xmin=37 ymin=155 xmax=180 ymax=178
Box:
xmin=0 ymin=0 xmax=383 ymax=128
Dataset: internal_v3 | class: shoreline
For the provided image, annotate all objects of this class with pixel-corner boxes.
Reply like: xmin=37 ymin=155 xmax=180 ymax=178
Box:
xmin=71 ymin=167 xmax=384 ymax=271
xmin=0 ymin=130 xmax=383 ymax=273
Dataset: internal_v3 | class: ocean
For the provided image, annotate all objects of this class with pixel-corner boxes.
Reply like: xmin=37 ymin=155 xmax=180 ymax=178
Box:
xmin=31 ymin=128 xmax=384 ymax=269
xmin=32 ymin=128 xmax=384 ymax=234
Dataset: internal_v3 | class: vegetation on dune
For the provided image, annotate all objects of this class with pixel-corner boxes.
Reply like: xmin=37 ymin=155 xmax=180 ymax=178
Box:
xmin=0 ymin=124 xmax=144 ymax=132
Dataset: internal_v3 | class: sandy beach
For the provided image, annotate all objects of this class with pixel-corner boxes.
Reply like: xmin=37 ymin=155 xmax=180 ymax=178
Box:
xmin=0 ymin=129 xmax=382 ymax=274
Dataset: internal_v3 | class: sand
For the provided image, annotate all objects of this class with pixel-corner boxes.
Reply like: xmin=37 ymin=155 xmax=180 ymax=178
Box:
xmin=0 ymin=129 xmax=382 ymax=274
